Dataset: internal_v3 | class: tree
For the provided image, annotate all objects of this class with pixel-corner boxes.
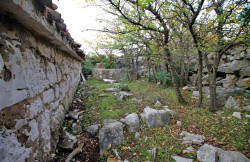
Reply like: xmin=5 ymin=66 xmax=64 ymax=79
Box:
xmin=96 ymin=0 xmax=187 ymax=104
xmin=174 ymin=0 xmax=249 ymax=111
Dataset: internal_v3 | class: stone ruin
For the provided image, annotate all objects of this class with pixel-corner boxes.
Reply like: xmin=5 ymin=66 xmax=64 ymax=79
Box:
xmin=0 ymin=0 xmax=85 ymax=161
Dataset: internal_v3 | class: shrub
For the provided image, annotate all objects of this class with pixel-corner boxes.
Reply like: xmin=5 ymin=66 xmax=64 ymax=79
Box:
xmin=148 ymin=72 xmax=174 ymax=88
xmin=82 ymin=56 xmax=95 ymax=75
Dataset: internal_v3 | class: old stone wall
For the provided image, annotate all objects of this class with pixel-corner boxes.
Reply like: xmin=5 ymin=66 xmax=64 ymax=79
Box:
xmin=0 ymin=1 xmax=84 ymax=161
xmin=92 ymin=68 xmax=138 ymax=81
xmin=189 ymin=47 xmax=250 ymax=90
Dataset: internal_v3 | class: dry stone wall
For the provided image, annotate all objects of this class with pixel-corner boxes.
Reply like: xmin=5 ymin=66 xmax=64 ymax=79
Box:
xmin=92 ymin=68 xmax=138 ymax=81
xmin=0 ymin=1 xmax=84 ymax=161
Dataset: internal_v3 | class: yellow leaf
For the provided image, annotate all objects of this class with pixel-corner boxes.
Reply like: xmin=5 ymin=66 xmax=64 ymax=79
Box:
xmin=115 ymin=34 xmax=119 ymax=38
xmin=170 ymin=146 xmax=173 ymax=150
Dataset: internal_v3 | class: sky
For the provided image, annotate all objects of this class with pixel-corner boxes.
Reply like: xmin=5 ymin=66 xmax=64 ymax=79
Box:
xmin=52 ymin=0 xmax=110 ymax=53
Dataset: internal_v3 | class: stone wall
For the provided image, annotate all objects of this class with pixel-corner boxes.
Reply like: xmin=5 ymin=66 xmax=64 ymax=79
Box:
xmin=92 ymin=68 xmax=138 ymax=81
xmin=0 ymin=1 xmax=84 ymax=161
xmin=189 ymin=47 xmax=250 ymax=90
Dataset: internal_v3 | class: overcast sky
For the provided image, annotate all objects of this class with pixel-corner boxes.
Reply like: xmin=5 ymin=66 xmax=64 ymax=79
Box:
xmin=52 ymin=0 xmax=110 ymax=53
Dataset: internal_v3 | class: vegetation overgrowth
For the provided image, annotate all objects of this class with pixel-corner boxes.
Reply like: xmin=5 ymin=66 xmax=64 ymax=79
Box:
xmin=69 ymin=79 xmax=250 ymax=161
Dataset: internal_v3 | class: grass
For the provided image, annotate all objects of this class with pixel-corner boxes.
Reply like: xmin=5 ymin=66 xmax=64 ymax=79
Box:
xmin=75 ymin=78 xmax=249 ymax=161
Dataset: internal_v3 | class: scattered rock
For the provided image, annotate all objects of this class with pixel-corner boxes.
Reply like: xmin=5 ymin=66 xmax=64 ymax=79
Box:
xmin=157 ymin=82 xmax=161 ymax=85
xmin=101 ymin=88 xmax=120 ymax=92
xmin=224 ymin=96 xmax=240 ymax=110
xmin=98 ymin=94 xmax=108 ymax=97
xmin=118 ymin=91 xmax=132 ymax=101
xmin=183 ymin=146 xmax=195 ymax=154
xmin=68 ymin=110 xmax=81 ymax=120
xmin=121 ymin=113 xmax=140 ymax=133
xmin=243 ymin=105 xmax=250 ymax=112
xmin=177 ymin=121 xmax=182 ymax=126
xmin=179 ymin=131 xmax=205 ymax=145
xmin=154 ymin=100 xmax=162 ymax=107
xmin=245 ymin=115 xmax=250 ymax=118
xmin=112 ymin=148 xmax=121 ymax=160
xmin=98 ymin=119 xmax=124 ymax=156
xmin=192 ymin=91 xmax=199 ymax=99
xmin=131 ymin=97 xmax=142 ymax=104
xmin=197 ymin=144 xmax=249 ymax=162
xmin=145 ymin=136 xmax=148 ymax=142
xmin=58 ymin=131 xmax=77 ymax=149
xmin=152 ymin=147 xmax=157 ymax=161
xmin=72 ymin=123 xmax=82 ymax=134
xmin=86 ymin=124 xmax=99 ymax=138
xmin=232 ymin=112 xmax=242 ymax=119
xmin=172 ymin=156 xmax=193 ymax=162
xmin=135 ymin=132 xmax=140 ymax=139
xmin=163 ymin=107 xmax=177 ymax=117
xmin=140 ymin=107 xmax=170 ymax=128
xmin=103 ymin=79 xmax=117 ymax=84
xmin=183 ymin=86 xmax=196 ymax=91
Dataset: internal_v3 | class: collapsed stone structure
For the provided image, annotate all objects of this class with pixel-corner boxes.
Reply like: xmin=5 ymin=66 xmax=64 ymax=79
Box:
xmin=189 ymin=47 xmax=250 ymax=90
xmin=0 ymin=0 xmax=84 ymax=161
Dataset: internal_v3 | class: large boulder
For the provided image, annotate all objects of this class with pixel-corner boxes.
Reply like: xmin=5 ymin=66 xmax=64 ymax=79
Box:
xmin=120 ymin=113 xmax=140 ymax=133
xmin=224 ymin=96 xmax=240 ymax=110
xmin=98 ymin=119 xmax=124 ymax=156
xmin=197 ymin=144 xmax=249 ymax=162
xmin=140 ymin=107 xmax=170 ymax=128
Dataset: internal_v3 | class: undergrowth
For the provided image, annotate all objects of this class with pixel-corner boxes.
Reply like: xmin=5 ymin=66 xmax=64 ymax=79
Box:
xmin=77 ymin=79 xmax=249 ymax=161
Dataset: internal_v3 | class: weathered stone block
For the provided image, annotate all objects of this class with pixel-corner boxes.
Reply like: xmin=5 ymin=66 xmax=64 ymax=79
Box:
xmin=46 ymin=62 xmax=57 ymax=86
xmin=43 ymin=88 xmax=55 ymax=104
xmin=26 ymin=97 xmax=43 ymax=119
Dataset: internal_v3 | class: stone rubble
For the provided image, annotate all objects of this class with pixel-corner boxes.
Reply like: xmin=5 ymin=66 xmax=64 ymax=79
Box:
xmin=98 ymin=119 xmax=124 ymax=156
xmin=118 ymin=91 xmax=133 ymax=101
xmin=183 ymin=146 xmax=195 ymax=154
xmin=120 ymin=113 xmax=140 ymax=133
xmin=86 ymin=124 xmax=99 ymax=138
xmin=103 ymin=79 xmax=117 ymax=84
xmin=232 ymin=112 xmax=242 ymax=119
xmin=224 ymin=96 xmax=240 ymax=110
xmin=140 ymin=107 xmax=170 ymax=128
xmin=172 ymin=156 xmax=194 ymax=162
xmin=58 ymin=131 xmax=77 ymax=149
xmin=154 ymin=100 xmax=162 ymax=107
xmin=179 ymin=131 xmax=205 ymax=145
xmin=101 ymin=88 xmax=120 ymax=92
xmin=197 ymin=144 xmax=250 ymax=162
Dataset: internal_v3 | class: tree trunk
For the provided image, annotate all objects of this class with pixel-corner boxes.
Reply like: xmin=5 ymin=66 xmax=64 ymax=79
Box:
xmin=180 ymin=60 xmax=185 ymax=87
xmin=197 ymin=53 xmax=203 ymax=107
xmin=208 ymin=69 xmax=217 ymax=112
xmin=165 ymin=48 xmax=187 ymax=104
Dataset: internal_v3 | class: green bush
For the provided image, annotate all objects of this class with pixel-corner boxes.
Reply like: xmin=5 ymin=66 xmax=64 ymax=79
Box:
xmin=82 ymin=56 xmax=95 ymax=75
xmin=101 ymin=57 xmax=117 ymax=69
xmin=148 ymin=72 xmax=173 ymax=88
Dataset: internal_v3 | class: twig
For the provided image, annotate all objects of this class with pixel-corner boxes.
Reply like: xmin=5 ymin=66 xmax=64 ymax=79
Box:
xmin=65 ymin=143 xmax=84 ymax=162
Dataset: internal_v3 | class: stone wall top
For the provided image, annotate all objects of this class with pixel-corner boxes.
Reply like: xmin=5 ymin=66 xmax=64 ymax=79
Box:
xmin=0 ymin=0 xmax=85 ymax=62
